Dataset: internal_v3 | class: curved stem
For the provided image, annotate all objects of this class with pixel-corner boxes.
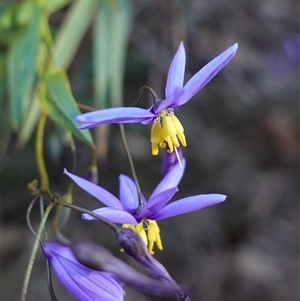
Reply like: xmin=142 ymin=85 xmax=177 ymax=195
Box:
xmin=77 ymin=102 xmax=96 ymax=112
xmin=46 ymin=260 xmax=60 ymax=301
xmin=26 ymin=195 xmax=42 ymax=236
xmin=51 ymin=194 xmax=71 ymax=247
xmin=131 ymin=85 xmax=159 ymax=106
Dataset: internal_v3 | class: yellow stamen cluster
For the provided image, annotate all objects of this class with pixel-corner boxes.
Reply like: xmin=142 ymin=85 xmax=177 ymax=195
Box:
xmin=122 ymin=219 xmax=163 ymax=255
xmin=150 ymin=110 xmax=187 ymax=155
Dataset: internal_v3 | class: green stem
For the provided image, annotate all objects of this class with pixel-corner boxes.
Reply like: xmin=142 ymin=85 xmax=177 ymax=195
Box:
xmin=35 ymin=113 xmax=49 ymax=188
xmin=21 ymin=203 xmax=54 ymax=301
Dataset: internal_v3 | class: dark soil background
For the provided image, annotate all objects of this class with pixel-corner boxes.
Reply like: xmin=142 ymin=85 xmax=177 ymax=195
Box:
xmin=1 ymin=1 xmax=299 ymax=301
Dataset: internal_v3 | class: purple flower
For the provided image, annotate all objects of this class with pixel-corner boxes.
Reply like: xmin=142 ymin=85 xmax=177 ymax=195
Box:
xmin=76 ymin=42 xmax=238 ymax=155
xmin=42 ymin=242 xmax=125 ymax=301
xmin=64 ymin=161 xmax=226 ymax=254
xmin=71 ymin=240 xmax=187 ymax=297
xmin=117 ymin=228 xmax=191 ymax=300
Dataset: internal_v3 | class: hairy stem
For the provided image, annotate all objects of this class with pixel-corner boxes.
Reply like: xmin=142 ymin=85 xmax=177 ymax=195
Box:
xmin=21 ymin=203 xmax=54 ymax=301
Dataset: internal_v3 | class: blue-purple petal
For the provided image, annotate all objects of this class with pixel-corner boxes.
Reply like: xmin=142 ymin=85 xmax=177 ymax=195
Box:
xmin=154 ymin=43 xmax=238 ymax=112
xmin=64 ymin=169 xmax=123 ymax=210
xmin=119 ymin=174 xmax=139 ymax=212
xmin=153 ymin=194 xmax=227 ymax=220
xmin=140 ymin=187 xmax=178 ymax=219
xmin=161 ymin=147 xmax=184 ymax=177
xmin=149 ymin=159 xmax=186 ymax=201
xmin=82 ymin=207 xmax=138 ymax=224
xmin=165 ymin=42 xmax=186 ymax=99
xmin=175 ymin=43 xmax=238 ymax=108
xmin=42 ymin=242 xmax=124 ymax=301
xmin=76 ymin=107 xmax=156 ymax=129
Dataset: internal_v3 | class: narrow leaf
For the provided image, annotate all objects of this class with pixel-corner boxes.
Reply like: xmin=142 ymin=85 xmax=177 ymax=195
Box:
xmin=109 ymin=0 xmax=131 ymax=107
xmin=53 ymin=0 xmax=100 ymax=69
xmin=17 ymin=90 xmax=41 ymax=148
xmin=93 ymin=0 xmax=131 ymax=108
xmin=46 ymin=0 xmax=74 ymax=14
xmin=8 ymin=4 xmax=44 ymax=128
xmin=41 ymin=70 xmax=93 ymax=145
xmin=93 ymin=3 xmax=110 ymax=107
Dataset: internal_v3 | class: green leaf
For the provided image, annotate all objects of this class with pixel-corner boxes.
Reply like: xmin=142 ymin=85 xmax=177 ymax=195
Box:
xmin=53 ymin=0 xmax=100 ymax=69
xmin=109 ymin=0 xmax=131 ymax=107
xmin=40 ymin=70 xmax=93 ymax=145
xmin=93 ymin=3 xmax=110 ymax=108
xmin=46 ymin=0 xmax=74 ymax=14
xmin=17 ymin=89 xmax=41 ymax=149
xmin=2 ymin=0 xmax=74 ymax=28
xmin=93 ymin=0 xmax=131 ymax=108
xmin=7 ymin=4 xmax=44 ymax=129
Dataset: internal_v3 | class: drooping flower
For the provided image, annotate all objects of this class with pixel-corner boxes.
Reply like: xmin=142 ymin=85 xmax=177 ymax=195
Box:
xmin=71 ymin=240 xmax=187 ymax=298
xmin=42 ymin=241 xmax=125 ymax=301
xmin=76 ymin=42 xmax=238 ymax=155
xmin=117 ymin=228 xmax=191 ymax=301
xmin=64 ymin=161 xmax=226 ymax=254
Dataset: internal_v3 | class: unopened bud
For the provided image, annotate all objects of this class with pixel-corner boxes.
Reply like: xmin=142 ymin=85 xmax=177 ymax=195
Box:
xmin=71 ymin=240 xmax=187 ymax=297
xmin=117 ymin=228 xmax=148 ymax=258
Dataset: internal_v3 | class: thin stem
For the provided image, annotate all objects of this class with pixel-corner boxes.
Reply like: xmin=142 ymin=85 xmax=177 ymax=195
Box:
xmin=77 ymin=102 xmax=96 ymax=112
xmin=35 ymin=113 xmax=49 ymax=188
xmin=39 ymin=198 xmax=59 ymax=301
xmin=119 ymin=124 xmax=143 ymax=208
xmin=51 ymin=194 xmax=71 ymax=247
xmin=59 ymin=202 xmax=119 ymax=233
xmin=66 ymin=132 xmax=77 ymax=172
xmin=21 ymin=203 xmax=55 ymax=301
xmin=59 ymin=132 xmax=76 ymax=229
xmin=46 ymin=260 xmax=60 ymax=301
xmin=91 ymin=144 xmax=97 ymax=167
xmin=131 ymin=85 xmax=159 ymax=106
xmin=26 ymin=195 xmax=42 ymax=236
xmin=39 ymin=196 xmax=48 ymax=240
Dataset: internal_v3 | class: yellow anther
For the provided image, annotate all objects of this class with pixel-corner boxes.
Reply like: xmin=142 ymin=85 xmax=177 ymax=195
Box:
xmin=150 ymin=110 xmax=187 ymax=155
xmin=170 ymin=113 xmax=187 ymax=147
xmin=147 ymin=220 xmax=163 ymax=255
xmin=150 ymin=118 xmax=162 ymax=155
xmin=122 ymin=223 xmax=134 ymax=230
xmin=135 ymin=222 xmax=148 ymax=246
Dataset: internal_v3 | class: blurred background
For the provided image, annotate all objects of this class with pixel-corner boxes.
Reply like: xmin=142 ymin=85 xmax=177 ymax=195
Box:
xmin=1 ymin=0 xmax=299 ymax=300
